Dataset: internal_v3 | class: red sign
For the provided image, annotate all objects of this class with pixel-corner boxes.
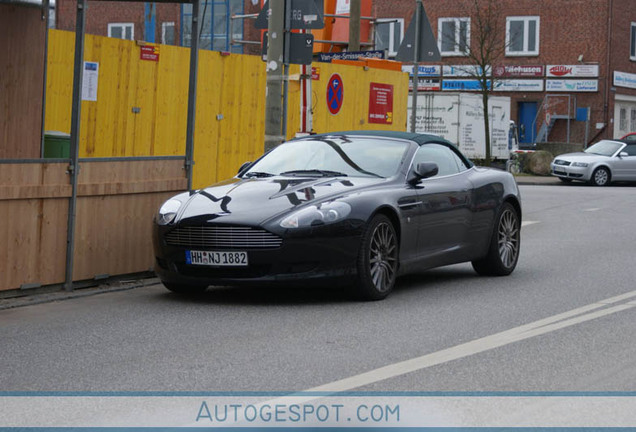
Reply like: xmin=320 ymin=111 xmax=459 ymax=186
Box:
xmin=549 ymin=65 xmax=573 ymax=76
xmin=410 ymin=78 xmax=441 ymax=91
xmin=493 ymin=65 xmax=544 ymax=77
xmin=327 ymin=74 xmax=344 ymax=115
xmin=311 ymin=67 xmax=320 ymax=80
xmin=140 ymin=45 xmax=160 ymax=62
xmin=368 ymin=83 xmax=393 ymax=124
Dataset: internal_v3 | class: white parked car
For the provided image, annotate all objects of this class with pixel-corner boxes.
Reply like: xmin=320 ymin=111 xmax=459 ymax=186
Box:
xmin=550 ymin=139 xmax=636 ymax=186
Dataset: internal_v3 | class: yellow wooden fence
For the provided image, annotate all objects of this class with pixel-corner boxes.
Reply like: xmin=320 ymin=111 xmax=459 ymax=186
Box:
xmin=45 ymin=30 xmax=409 ymax=189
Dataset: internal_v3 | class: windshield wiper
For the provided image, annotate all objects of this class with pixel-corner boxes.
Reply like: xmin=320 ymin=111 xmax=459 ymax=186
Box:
xmin=243 ymin=171 xmax=274 ymax=178
xmin=279 ymin=169 xmax=348 ymax=177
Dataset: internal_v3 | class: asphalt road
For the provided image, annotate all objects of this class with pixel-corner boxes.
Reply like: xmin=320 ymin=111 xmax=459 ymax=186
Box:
xmin=1 ymin=184 xmax=635 ymax=393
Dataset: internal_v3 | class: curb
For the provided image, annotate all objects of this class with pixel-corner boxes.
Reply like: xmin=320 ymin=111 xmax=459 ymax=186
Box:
xmin=0 ymin=277 xmax=161 ymax=311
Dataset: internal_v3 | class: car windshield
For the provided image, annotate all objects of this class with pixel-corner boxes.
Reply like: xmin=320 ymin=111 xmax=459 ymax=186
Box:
xmin=584 ymin=140 xmax=623 ymax=156
xmin=243 ymin=136 xmax=410 ymax=178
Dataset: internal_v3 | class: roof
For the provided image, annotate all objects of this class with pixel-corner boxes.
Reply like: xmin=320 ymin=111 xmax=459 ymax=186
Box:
xmin=306 ymin=130 xmax=452 ymax=146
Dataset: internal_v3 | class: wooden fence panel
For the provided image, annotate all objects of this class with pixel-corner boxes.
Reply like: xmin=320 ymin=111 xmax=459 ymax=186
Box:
xmin=0 ymin=163 xmax=69 ymax=291
xmin=72 ymin=158 xmax=186 ymax=281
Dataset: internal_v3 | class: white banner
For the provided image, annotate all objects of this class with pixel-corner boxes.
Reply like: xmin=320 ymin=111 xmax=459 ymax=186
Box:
xmin=546 ymin=64 xmax=599 ymax=77
xmin=442 ymin=64 xmax=491 ymax=77
xmin=402 ymin=64 xmax=441 ymax=77
xmin=493 ymin=79 xmax=544 ymax=92
xmin=614 ymin=70 xmax=636 ymax=89
xmin=1 ymin=394 xmax=635 ymax=428
xmin=546 ymin=79 xmax=599 ymax=92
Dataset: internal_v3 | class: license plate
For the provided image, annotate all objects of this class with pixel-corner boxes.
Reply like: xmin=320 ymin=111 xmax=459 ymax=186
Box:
xmin=186 ymin=250 xmax=248 ymax=267
xmin=554 ymin=170 xmax=566 ymax=176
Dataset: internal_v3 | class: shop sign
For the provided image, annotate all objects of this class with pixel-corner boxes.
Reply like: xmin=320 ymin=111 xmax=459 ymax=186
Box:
xmin=442 ymin=65 xmax=490 ymax=77
xmin=402 ymin=65 xmax=441 ymax=77
xmin=493 ymin=79 xmax=544 ymax=92
xmin=546 ymin=79 xmax=599 ymax=92
xmin=546 ymin=64 xmax=599 ymax=77
xmin=614 ymin=71 xmax=636 ymax=89
xmin=493 ymin=65 xmax=544 ymax=77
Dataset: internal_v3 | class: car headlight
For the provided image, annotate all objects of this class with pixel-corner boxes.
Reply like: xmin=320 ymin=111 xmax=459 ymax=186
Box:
xmin=280 ymin=202 xmax=352 ymax=228
xmin=572 ymin=162 xmax=589 ymax=167
xmin=157 ymin=199 xmax=182 ymax=225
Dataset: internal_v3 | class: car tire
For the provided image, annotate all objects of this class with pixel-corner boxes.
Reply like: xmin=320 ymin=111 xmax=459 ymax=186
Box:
xmin=559 ymin=177 xmax=572 ymax=183
xmin=589 ymin=167 xmax=611 ymax=186
xmin=163 ymin=282 xmax=208 ymax=295
xmin=353 ymin=214 xmax=398 ymax=301
xmin=472 ymin=202 xmax=520 ymax=277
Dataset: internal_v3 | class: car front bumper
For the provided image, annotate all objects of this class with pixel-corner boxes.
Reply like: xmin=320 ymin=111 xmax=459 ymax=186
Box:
xmin=153 ymin=222 xmax=364 ymax=287
xmin=550 ymin=163 xmax=591 ymax=181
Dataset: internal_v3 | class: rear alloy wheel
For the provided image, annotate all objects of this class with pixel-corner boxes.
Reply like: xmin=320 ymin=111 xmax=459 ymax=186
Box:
xmin=163 ymin=282 xmax=208 ymax=295
xmin=472 ymin=202 xmax=520 ymax=276
xmin=354 ymin=214 xmax=398 ymax=301
xmin=590 ymin=167 xmax=610 ymax=186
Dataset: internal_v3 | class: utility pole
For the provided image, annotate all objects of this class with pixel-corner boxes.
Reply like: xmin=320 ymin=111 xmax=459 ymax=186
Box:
xmin=409 ymin=0 xmax=422 ymax=133
xmin=264 ymin=0 xmax=286 ymax=152
xmin=348 ymin=0 xmax=361 ymax=51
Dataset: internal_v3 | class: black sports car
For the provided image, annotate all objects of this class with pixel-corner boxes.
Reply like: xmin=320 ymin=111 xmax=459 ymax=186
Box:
xmin=153 ymin=131 xmax=521 ymax=300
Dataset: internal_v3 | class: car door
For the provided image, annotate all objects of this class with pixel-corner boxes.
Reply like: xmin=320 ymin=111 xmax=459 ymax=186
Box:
xmin=611 ymin=144 xmax=636 ymax=181
xmin=410 ymin=143 xmax=473 ymax=265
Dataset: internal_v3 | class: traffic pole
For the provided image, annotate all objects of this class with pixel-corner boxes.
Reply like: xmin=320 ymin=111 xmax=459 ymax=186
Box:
xmin=264 ymin=0 xmax=286 ymax=152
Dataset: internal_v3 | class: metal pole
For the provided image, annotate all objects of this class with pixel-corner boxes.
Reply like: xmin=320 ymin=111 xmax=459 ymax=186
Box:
xmin=185 ymin=0 xmax=200 ymax=191
xmin=348 ymin=0 xmax=361 ymax=51
xmin=281 ymin=0 xmax=291 ymax=141
xmin=40 ymin=0 xmax=50 ymax=158
xmin=264 ymin=0 xmax=285 ymax=152
xmin=409 ymin=0 xmax=422 ymax=133
xmin=64 ymin=0 xmax=87 ymax=291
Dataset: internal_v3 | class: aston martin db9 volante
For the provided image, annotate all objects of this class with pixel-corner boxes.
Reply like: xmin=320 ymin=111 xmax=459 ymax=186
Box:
xmin=153 ymin=131 xmax=521 ymax=300
xmin=550 ymin=139 xmax=636 ymax=186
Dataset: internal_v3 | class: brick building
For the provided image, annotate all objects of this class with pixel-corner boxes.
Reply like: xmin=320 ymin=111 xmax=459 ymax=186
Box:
xmin=54 ymin=0 xmax=262 ymax=52
xmin=373 ymin=0 xmax=636 ymax=144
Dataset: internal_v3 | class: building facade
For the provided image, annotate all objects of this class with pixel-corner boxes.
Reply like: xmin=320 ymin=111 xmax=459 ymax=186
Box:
xmin=373 ymin=0 xmax=636 ymax=144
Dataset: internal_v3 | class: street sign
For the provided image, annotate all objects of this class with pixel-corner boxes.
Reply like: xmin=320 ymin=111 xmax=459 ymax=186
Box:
xmin=317 ymin=50 xmax=385 ymax=63
xmin=255 ymin=0 xmax=325 ymax=30
xmin=327 ymin=73 xmax=344 ymax=115
xmin=395 ymin=3 xmax=441 ymax=62
xmin=262 ymin=32 xmax=315 ymax=65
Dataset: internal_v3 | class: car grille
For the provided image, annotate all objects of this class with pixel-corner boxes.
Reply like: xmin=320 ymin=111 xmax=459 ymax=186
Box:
xmin=165 ymin=226 xmax=282 ymax=249
xmin=553 ymin=159 xmax=571 ymax=166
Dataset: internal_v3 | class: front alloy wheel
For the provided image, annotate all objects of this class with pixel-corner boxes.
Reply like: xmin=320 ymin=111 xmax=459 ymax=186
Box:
xmin=590 ymin=167 xmax=610 ymax=186
xmin=472 ymin=202 xmax=520 ymax=276
xmin=354 ymin=214 xmax=398 ymax=300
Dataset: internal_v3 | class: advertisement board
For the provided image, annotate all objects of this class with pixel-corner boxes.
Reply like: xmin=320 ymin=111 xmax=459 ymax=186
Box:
xmin=407 ymin=93 xmax=510 ymax=159
xmin=493 ymin=79 xmax=544 ymax=92
xmin=546 ymin=79 xmax=599 ymax=92
xmin=546 ymin=64 xmax=599 ymax=77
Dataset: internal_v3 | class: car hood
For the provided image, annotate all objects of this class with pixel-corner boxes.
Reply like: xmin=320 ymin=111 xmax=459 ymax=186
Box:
xmin=554 ymin=152 xmax=607 ymax=161
xmin=176 ymin=176 xmax=382 ymax=225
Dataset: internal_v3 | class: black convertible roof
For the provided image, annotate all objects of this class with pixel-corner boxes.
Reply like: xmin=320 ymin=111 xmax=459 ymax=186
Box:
xmin=306 ymin=130 xmax=452 ymax=146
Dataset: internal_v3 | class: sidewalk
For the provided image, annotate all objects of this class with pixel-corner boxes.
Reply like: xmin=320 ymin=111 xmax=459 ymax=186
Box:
xmin=513 ymin=174 xmax=562 ymax=186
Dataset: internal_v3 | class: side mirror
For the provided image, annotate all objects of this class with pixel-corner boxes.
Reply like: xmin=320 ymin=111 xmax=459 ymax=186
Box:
xmin=238 ymin=161 xmax=252 ymax=175
xmin=619 ymin=152 xmax=628 ymax=158
xmin=408 ymin=162 xmax=439 ymax=185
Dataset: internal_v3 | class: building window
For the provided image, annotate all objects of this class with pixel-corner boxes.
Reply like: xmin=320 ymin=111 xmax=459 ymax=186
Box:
xmin=162 ymin=22 xmax=176 ymax=45
xmin=506 ymin=16 xmax=539 ymax=56
xmin=181 ymin=0 xmax=243 ymax=53
xmin=438 ymin=17 xmax=470 ymax=56
xmin=108 ymin=23 xmax=134 ymax=40
xmin=619 ymin=108 xmax=627 ymax=132
xmin=631 ymin=109 xmax=636 ymax=131
xmin=375 ymin=18 xmax=404 ymax=57
xmin=631 ymin=22 xmax=636 ymax=60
